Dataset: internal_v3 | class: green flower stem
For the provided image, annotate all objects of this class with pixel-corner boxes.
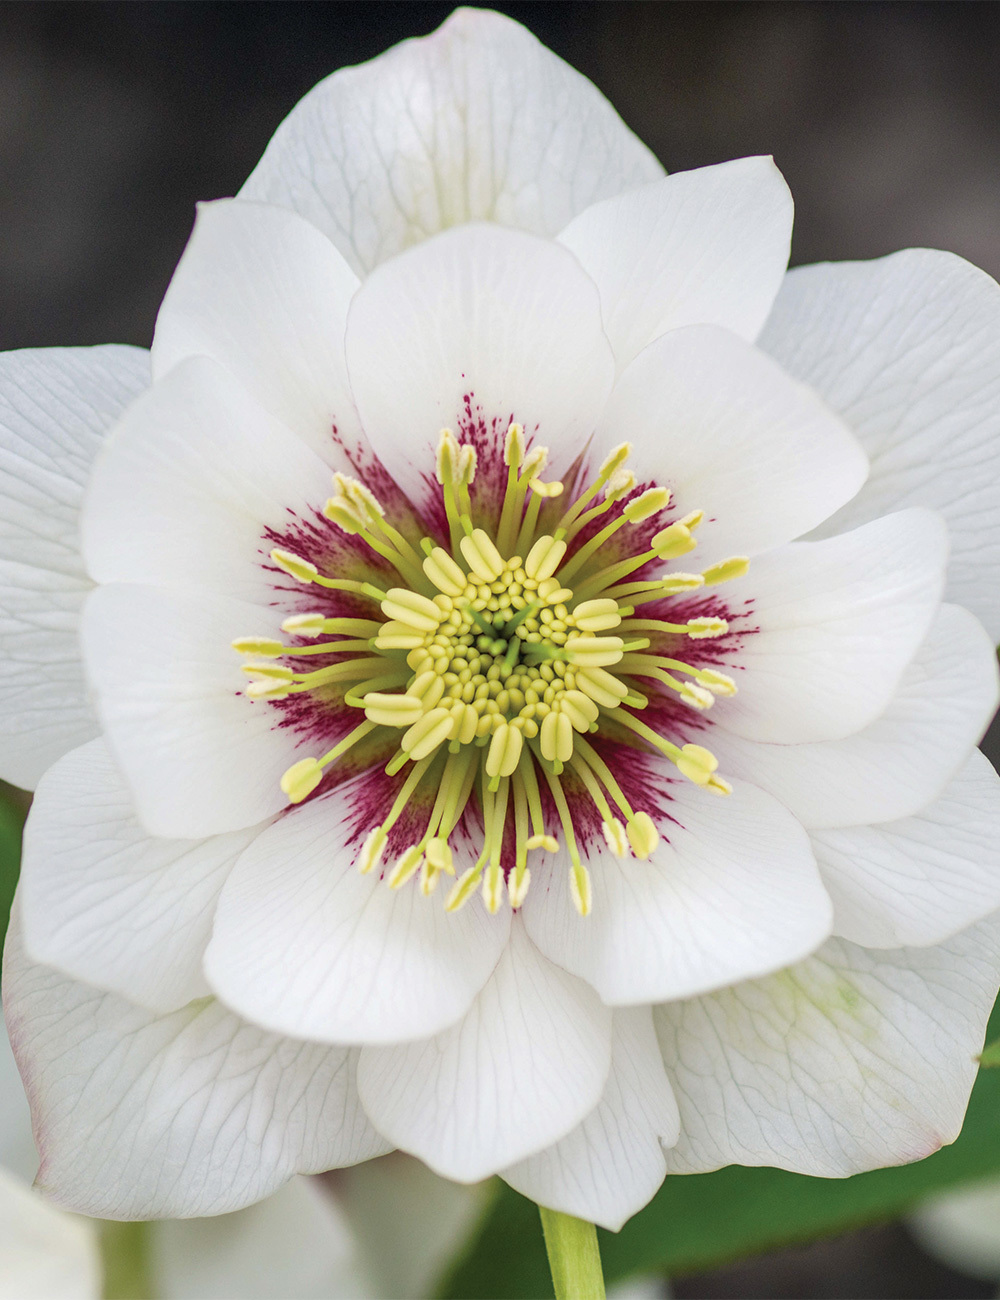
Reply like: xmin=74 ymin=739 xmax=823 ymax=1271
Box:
xmin=100 ymin=1220 xmax=155 ymax=1300
xmin=538 ymin=1205 xmax=606 ymax=1300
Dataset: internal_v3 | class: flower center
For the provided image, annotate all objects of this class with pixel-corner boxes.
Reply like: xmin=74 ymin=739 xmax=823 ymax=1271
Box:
xmin=234 ymin=425 xmax=749 ymax=916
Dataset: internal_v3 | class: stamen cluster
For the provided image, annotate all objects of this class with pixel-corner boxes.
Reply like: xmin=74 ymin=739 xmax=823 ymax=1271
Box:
xmin=235 ymin=426 xmax=749 ymax=917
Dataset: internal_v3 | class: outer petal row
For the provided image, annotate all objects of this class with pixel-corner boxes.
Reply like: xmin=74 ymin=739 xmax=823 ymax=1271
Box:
xmin=760 ymin=248 xmax=1000 ymax=640
xmin=0 ymin=345 xmax=148 ymax=789
xmin=239 ymin=7 xmax=663 ymax=275
xmin=2 ymin=910 xmax=391 ymax=1221
xmin=657 ymin=917 xmax=1000 ymax=1178
xmin=815 ymin=750 xmax=1000 ymax=950
xmin=19 ymin=738 xmax=260 ymax=1014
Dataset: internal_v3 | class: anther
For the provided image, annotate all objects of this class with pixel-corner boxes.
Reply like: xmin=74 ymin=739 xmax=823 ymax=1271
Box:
xmin=445 ymin=867 xmax=482 ymax=913
xmin=626 ymin=812 xmax=659 ymax=859
xmin=507 ymin=864 xmax=531 ymax=909
xmin=423 ymin=547 xmax=468 ymax=597
xmin=388 ymin=845 xmax=424 ymax=890
xmin=460 ymin=529 xmax=505 ymax=582
xmin=570 ymin=862 xmax=593 ymax=917
xmin=686 ymin=617 xmax=729 ymax=639
xmin=703 ymin=556 xmax=750 ymax=585
xmin=623 ymin=486 xmax=671 ymax=523
xmin=363 ymin=693 xmax=424 ymax=727
xmin=601 ymin=818 xmax=629 ymax=858
xmin=280 ymin=757 xmax=323 ymax=803
xmin=270 ymin=548 xmax=318 ymax=583
xmin=381 ymin=589 xmax=443 ymax=631
xmin=436 ymin=428 xmax=462 ymax=485
xmin=675 ymin=744 xmax=720 ymax=786
xmin=357 ymin=827 xmax=388 ymax=875
xmin=651 ymin=523 xmax=696 ymax=559
xmin=281 ymin=614 xmax=328 ymax=637
xmin=598 ymin=442 xmax=632 ymax=479
xmin=504 ymin=422 xmax=525 ymax=467
xmin=482 ymin=863 xmax=505 ymax=914
xmin=524 ymin=535 xmax=567 ymax=581
xmin=571 ymin=599 xmax=621 ymax=633
xmin=233 ymin=637 xmax=285 ymax=657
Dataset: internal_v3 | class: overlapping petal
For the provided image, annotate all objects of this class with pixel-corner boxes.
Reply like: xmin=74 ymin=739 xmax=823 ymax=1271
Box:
xmin=80 ymin=583 xmax=306 ymax=838
xmin=501 ymin=1008 xmax=679 ymax=1232
xmin=19 ymin=739 xmax=260 ymax=1013
xmin=356 ymin=923 xmax=612 ymax=1182
xmin=716 ymin=508 xmax=949 ymax=744
xmin=3 ymin=913 xmax=391 ymax=1220
xmin=814 ymin=750 xmax=1000 ymax=949
xmin=152 ymin=199 xmax=363 ymax=467
xmin=81 ymin=356 xmax=330 ymax=605
xmin=240 ymin=7 xmax=663 ymax=275
xmin=344 ymin=223 xmax=615 ymax=503
xmin=205 ymin=773 xmax=510 ymax=1045
xmin=710 ymin=603 xmax=999 ymax=828
xmin=522 ymin=770 xmax=831 ymax=1005
xmin=559 ymin=157 xmax=792 ymax=370
xmin=595 ymin=324 xmax=868 ymax=568
xmin=656 ymin=918 xmax=1000 ymax=1178
xmin=0 ymin=1166 xmax=100 ymax=1300
xmin=759 ymin=248 xmax=1000 ymax=640
xmin=0 ymin=345 xmax=148 ymax=788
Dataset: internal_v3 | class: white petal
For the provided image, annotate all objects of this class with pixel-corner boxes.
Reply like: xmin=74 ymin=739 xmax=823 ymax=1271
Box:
xmin=656 ymin=919 xmax=1000 ymax=1177
xmin=152 ymin=199 xmax=363 ymax=468
xmin=814 ymin=750 xmax=1000 ymax=949
xmin=0 ymin=1167 xmax=100 ymax=1300
xmin=0 ymin=1019 xmax=37 ymax=1184
xmin=502 ymin=1007 xmax=679 ymax=1232
xmin=240 ymin=8 xmax=663 ymax=275
xmin=80 ymin=583 xmax=305 ymax=838
xmin=522 ymin=771 xmax=831 ymax=1005
xmin=356 ymin=923 xmax=612 ymax=1182
xmin=19 ymin=738 xmax=262 ymax=1013
xmin=82 ymin=355 xmax=331 ymax=604
xmin=154 ymin=1176 xmax=374 ymax=1300
xmin=595 ymin=326 xmax=867 ymax=568
xmin=0 ymin=345 xmax=148 ymax=788
xmin=344 ymin=223 xmax=614 ymax=503
xmin=205 ymin=775 xmax=510 ymax=1045
xmin=717 ymin=508 xmax=949 ymax=744
xmin=909 ymin=1179 xmax=1000 ymax=1281
xmin=710 ymin=602 xmax=999 ymax=828
xmin=335 ymin=1154 xmax=490 ymax=1300
xmin=559 ymin=158 xmax=792 ymax=371
xmin=3 ymin=912 xmax=390 ymax=1219
xmin=759 ymin=250 xmax=1000 ymax=640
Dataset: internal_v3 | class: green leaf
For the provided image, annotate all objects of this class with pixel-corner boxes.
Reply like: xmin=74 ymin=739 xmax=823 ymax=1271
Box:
xmin=441 ymin=998 xmax=1000 ymax=1298
xmin=0 ymin=782 xmax=26 ymax=956
xmin=979 ymin=1036 xmax=1000 ymax=1067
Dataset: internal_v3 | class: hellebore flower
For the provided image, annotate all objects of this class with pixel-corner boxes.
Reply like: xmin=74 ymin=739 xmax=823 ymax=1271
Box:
xmin=3 ymin=8 xmax=1000 ymax=1233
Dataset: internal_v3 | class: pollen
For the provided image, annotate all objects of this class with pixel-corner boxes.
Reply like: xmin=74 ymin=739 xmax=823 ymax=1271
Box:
xmin=237 ymin=423 xmax=750 ymax=917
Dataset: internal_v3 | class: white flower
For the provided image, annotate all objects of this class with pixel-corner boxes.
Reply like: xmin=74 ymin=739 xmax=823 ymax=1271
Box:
xmin=3 ymin=6 xmax=1000 ymax=1234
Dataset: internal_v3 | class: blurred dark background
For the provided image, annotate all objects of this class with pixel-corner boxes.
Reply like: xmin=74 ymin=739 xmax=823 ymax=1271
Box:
xmin=3 ymin=3 xmax=1000 ymax=1295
